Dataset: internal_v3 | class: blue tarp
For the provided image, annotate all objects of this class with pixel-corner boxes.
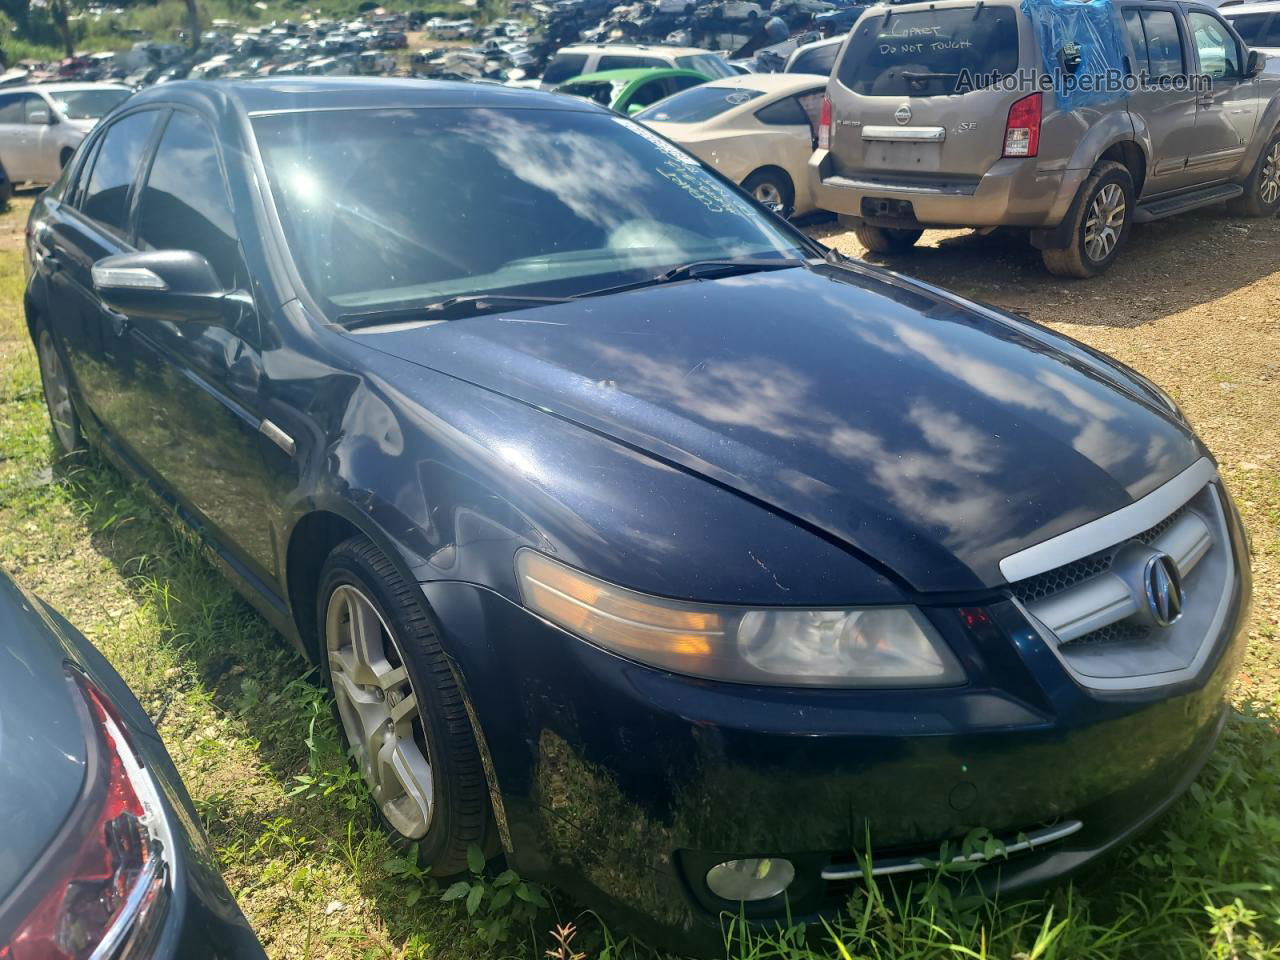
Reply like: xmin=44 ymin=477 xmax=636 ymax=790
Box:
xmin=1020 ymin=0 xmax=1128 ymax=108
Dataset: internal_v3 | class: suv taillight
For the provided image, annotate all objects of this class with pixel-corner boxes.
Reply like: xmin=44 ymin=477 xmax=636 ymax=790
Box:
xmin=817 ymin=94 xmax=832 ymax=151
xmin=1004 ymin=93 xmax=1042 ymax=158
xmin=0 ymin=673 xmax=170 ymax=960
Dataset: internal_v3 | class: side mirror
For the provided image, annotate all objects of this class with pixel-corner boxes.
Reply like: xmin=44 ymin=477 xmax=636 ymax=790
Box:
xmin=626 ymin=102 xmax=645 ymax=116
xmin=27 ymin=108 xmax=52 ymax=124
xmin=1248 ymin=48 xmax=1267 ymax=76
xmin=92 ymin=250 xmax=236 ymax=322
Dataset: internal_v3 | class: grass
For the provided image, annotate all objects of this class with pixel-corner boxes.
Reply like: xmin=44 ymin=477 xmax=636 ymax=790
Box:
xmin=0 ymin=189 xmax=1277 ymax=959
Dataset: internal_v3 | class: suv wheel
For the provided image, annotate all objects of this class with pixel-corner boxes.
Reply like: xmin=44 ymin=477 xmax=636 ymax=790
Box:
xmin=1229 ymin=130 xmax=1280 ymax=217
xmin=854 ymin=223 xmax=923 ymax=254
xmin=317 ymin=535 xmax=491 ymax=875
xmin=1042 ymin=161 xmax=1134 ymax=278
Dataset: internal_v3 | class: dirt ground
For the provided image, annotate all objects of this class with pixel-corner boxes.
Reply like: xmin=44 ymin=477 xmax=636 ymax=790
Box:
xmin=814 ymin=210 xmax=1280 ymax=703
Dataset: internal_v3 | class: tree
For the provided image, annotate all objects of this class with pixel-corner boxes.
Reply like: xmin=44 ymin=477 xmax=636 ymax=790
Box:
xmin=184 ymin=0 xmax=200 ymax=53
xmin=48 ymin=0 xmax=73 ymax=58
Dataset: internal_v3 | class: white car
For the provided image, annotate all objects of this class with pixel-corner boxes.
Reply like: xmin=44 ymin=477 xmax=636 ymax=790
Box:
xmin=1220 ymin=2 xmax=1280 ymax=69
xmin=539 ymin=43 xmax=738 ymax=86
xmin=0 ymin=83 xmax=132 ymax=184
xmin=637 ymin=72 xmax=827 ymax=216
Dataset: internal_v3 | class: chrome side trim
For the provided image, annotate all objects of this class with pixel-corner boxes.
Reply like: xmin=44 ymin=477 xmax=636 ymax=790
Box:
xmin=1000 ymin=458 xmax=1217 ymax=583
xmin=820 ymin=820 xmax=1083 ymax=881
xmin=260 ymin=419 xmax=296 ymax=456
xmin=862 ymin=125 xmax=946 ymax=142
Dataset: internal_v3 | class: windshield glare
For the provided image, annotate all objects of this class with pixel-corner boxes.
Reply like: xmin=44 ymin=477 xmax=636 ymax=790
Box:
xmin=52 ymin=88 xmax=131 ymax=119
xmin=252 ymin=107 xmax=805 ymax=316
xmin=637 ymin=85 xmax=764 ymax=122
xmin=674 ymin=53 xmax=737 ymax=77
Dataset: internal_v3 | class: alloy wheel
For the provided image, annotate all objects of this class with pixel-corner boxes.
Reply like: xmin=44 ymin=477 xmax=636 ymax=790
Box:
xmin=1083 ymin=182 xmax=1125 ymax=263
xmin=325 ymin=584 xmax=434 ymax=839
xmin=1260 ymin=142 xmax=1280 ymax=206
xmin=37 ymin=329 xmax=77 ymax=452
xmin=753 ymin=182 xmax=784 ymax=213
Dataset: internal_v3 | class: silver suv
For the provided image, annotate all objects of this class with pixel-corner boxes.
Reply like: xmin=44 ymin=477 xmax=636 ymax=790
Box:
xmin=809 ymin=0 xmax=1280 ymax=276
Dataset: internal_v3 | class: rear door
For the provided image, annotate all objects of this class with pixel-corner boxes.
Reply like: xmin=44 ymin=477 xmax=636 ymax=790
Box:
xmin=826 ymin=3 xmax=1023 ymax=180
xmin=1185 ymin=8 xmax=1257 ymax=180
xmin=38 ymin=108 xmax=162 ymax=433
xmin=1122 ymin=6 xmax=1202 ymax=194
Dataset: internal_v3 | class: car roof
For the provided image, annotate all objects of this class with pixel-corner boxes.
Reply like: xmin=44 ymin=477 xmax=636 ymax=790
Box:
xmin=4 ymin=82 xmax=131 ymax=94
xmin=561 ymin=67 xmax=708 ymax=84
xmin=1221 ymin=2 xmax=1280 ymax=13
xmin=127 ymin=76 xmax=612 ymax=117
xmin=557 ymin=43 xmax=719 ymax=58
xmin=694 ymin=71 xmax=827 ymax=94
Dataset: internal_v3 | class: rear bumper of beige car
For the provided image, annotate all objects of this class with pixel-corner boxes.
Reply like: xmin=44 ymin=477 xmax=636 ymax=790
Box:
xmin=809 ymin=150 xmax=1086 ymax=229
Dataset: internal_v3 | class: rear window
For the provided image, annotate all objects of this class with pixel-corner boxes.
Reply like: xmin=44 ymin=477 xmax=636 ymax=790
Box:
xmin=636 ymin=85 xmax=763 ymax=121
xmin=675 ymin=53 xmax=737 ymax=78
xmin=837 ymin=7 xmax=1019 ymax=96
xmin=1226 ymin=12 xmax=1268 ymax=43
xmin=542 ymin=52 xmax=587 ymax=84
xmin=598 ymin=55 xmax=667 ymax=70
xmin=787 ymin=40 xmax=840 ymax=75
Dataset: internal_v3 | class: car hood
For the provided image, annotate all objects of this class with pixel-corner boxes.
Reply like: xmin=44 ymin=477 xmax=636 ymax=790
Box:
xmin=357 ymin=264 xmax=1202 ymax=592
xmin=0 ymin=575 xmax=87 ymax=903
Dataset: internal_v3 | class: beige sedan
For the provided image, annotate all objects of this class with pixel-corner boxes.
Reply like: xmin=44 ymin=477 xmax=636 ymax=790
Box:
xmin=637 ymin=72 xmax=827 ymax=217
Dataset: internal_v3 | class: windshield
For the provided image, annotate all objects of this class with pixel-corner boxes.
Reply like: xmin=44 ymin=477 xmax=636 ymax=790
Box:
xmin=837 ymin=7 xmax=1019 ymax=96
xmin=637 ymin=85 xmax=764 ymax=122
xmin=674 ymin=53 xmax=737 ymax=78
xmin=51 ymin=88 xmax=131 ymax=120
xmin=252 ymin=107 xmax=805 ymax=316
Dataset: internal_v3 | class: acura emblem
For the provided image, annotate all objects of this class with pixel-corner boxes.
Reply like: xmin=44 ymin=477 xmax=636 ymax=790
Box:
xmin=894 ymin=104 xmax=912 ymax=125
xmin=1143 ymin=553 xmax=1183 ymax=627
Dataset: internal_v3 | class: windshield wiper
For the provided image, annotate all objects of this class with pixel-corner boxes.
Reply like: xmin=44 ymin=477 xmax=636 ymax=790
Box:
xmin=576 ymin=257 xmax=808 ymax=299
xmin=335 ymin=293 xmax=577 ymax=329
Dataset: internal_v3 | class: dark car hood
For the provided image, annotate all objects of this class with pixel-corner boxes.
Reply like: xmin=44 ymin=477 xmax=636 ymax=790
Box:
xmin=358 ymin=264 xmax=1201 ymax=592
xmin=0 ymin=575 xmax=87 ymax=903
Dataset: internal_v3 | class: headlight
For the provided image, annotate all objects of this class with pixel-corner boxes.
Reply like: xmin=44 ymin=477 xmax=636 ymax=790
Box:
xmin=515 ymin=550 xmax=964 ymax=687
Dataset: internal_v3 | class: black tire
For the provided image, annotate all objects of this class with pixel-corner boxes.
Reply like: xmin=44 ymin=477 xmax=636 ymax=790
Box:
xmin=741 ymin=168 xmax=794 ymax=217
xmin=33 ymin=318 xmax=84 ymax=455
xmin=1041 ymin=160 xmax=1134 ymax=278
xmin=317 ymin=535 xmax=491 ymax=875
xmin=854 ymin=222 xmax=923 ymax=253
xmin=1229 ymin=128 xmax=1280 ymax=217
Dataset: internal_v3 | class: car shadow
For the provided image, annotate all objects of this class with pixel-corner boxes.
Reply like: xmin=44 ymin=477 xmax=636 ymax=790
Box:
xmin=809 ymin=207 xmax=1280 ymax=329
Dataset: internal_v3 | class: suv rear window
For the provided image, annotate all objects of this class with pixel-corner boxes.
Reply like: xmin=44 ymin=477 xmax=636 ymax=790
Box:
xmin=542 ymin=53 xmax=588 ymax=84
xmin=674 ymin=53 xmax=737 ymax=77
xmin=836 ymin=7 xmax=1019 ymax=96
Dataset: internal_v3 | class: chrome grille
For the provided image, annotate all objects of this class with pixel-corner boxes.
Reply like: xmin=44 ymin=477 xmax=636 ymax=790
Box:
xmin=1003 ymin=461 xmax=1235 ymax=692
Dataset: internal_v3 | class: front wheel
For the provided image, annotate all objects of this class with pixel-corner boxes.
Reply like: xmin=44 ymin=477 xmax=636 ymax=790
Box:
xmin=1229 ymin=130 xmax=1280 ymax=217
xmin=318 ymin=535 xmax=492 ymax=874
xmin=1041 ymin=160 xmax=1134 ymax=278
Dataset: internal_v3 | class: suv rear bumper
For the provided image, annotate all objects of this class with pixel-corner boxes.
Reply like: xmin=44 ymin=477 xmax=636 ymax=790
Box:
xmin=809 ymin=150 xmax=1086 ymax=228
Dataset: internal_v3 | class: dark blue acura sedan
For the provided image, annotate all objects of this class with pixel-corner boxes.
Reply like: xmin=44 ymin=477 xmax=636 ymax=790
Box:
xmin=23 ymin=77 xmax=1251 ymax=945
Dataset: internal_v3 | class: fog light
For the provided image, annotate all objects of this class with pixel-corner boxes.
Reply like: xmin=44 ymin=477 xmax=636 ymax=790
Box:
xmin=705 ymin=858 xmax=795 ymax=901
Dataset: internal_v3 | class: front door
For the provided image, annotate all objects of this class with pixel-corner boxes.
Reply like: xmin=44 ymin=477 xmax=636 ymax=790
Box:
xmin=113 ymin=107 xmax=281 ymax=586
xmin=1186 ymin=9 xmax=1258 ymax=181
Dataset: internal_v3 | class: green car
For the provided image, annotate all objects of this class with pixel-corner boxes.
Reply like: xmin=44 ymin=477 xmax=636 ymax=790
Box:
xmin=554 ymin=67 xmax=711 ymax=116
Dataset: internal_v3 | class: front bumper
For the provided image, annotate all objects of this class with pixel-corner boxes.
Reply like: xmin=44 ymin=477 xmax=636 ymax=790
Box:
xmin=808 ymin=150 xmax=1086 ymax=229
xmin=422 ymin=506 xmax=1250 ymax=948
